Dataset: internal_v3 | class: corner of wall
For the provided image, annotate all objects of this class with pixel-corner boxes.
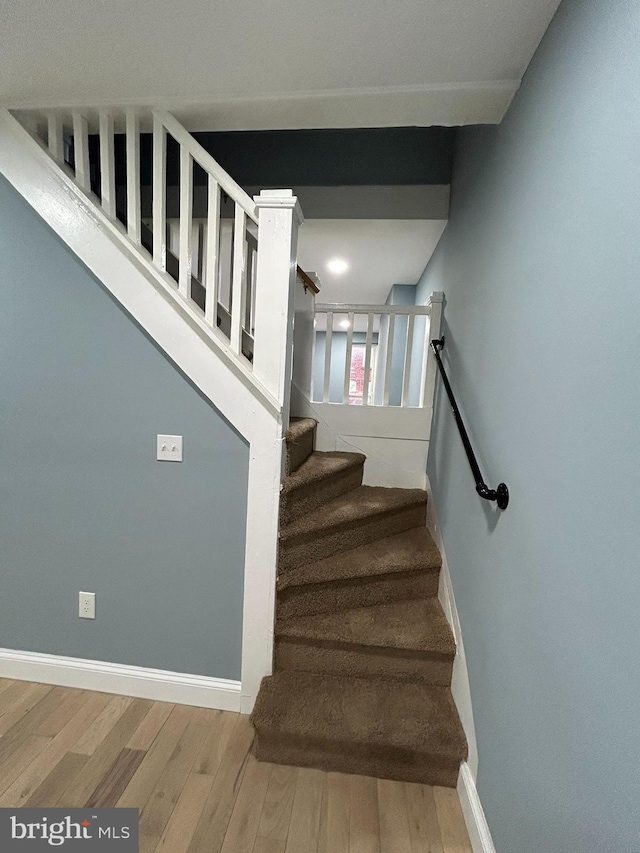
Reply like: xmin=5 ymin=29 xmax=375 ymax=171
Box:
xmin=425 ymin=472 xmax=478 ymax=777
xmin=425 ymin=473 xmax=496 ymax=853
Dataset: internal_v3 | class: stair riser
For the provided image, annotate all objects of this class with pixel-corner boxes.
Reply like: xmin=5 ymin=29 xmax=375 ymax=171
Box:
xmin=280 ymin=465 xmax=364 ymax=527
xmin=286 ymin=427 xmax=316 ymax=475
xmin=275 ymin=641 xmax=453 ymax=685
xmin=253 ymin=734 xmax=460 ymax=788
xmin=277 ymin=570 xmax=440 ymax=620
xmin=279 ymin=504 xmax=427 ymax=572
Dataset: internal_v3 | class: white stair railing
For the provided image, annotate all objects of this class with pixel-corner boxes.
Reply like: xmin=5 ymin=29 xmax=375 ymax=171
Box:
xmin=17 ymin=107 xmax=301 ymax=410
xmin=314 ymin=296 xmax=442 ymax=409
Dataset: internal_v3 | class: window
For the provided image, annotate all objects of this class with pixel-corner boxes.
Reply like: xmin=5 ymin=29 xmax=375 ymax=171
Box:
xmin=347 ymin=344 xmax=377 ymax=405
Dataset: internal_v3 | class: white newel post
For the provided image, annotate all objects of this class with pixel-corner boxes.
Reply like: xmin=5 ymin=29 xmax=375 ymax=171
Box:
xmin=291 ymin=272 xmax=318 ymax=407
xmin=240 ymin=190 xmax=303 ymax=714
xmin=421 ymin=290 xmax=445 ymax=414
xmin=252 ymin=190 xmax=304 ymax=422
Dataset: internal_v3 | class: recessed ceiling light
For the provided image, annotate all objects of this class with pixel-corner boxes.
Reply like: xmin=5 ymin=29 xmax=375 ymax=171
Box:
xmin=327 ymin=258 xmax=349 ymax=275
xmin=340 ymin=320 xmax=351 ymax=329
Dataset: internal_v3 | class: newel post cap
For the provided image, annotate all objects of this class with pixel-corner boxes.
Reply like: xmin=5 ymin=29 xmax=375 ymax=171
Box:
xmin=254 ymin=189 xmax=304 ymax=225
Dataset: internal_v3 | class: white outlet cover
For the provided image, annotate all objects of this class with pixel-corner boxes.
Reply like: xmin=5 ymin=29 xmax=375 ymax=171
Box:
xmin=157 ymin=434 xmax=183 ymax=462
xmin=79 ymin=591 xmax=96 ymax=619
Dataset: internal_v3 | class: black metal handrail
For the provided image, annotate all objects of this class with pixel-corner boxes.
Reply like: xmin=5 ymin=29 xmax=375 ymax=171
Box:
xmin=430 ymin=337 xmax=509 ymax=510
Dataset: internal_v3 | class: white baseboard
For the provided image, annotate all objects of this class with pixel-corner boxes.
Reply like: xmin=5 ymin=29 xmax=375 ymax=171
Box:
xmin=458 ymin=762 xmax=497 ymax=853
xmin=425 ymin=475 xmax=479 ymax=778
xmin=0 ymin=648 xmax=241 ymax=712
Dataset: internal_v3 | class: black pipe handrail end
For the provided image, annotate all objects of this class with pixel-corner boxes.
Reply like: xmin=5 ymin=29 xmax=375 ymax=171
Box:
xmin=495 ymin=483 xmax=509 ymax=510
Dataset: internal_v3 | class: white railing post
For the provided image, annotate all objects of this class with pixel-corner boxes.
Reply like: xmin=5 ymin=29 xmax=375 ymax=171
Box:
xmin=252 ymin=190 xmax=303 ymax=418
xmin=152 ymin=114 xmax=167 ymax=271
xmin=125 ymin=109 xmax=141 ymax=245
xmin=98 ymin=111 xmax=116 ymax=219
xmin=421 ymin=291 xmax=445 ymax=409
xmin=47 ymin=114 xmax=64 ymax=164
xmin=291 ymin=271 xmax=318 ymax=405
xmin=71 ymin=113 xmax=90 ymax=192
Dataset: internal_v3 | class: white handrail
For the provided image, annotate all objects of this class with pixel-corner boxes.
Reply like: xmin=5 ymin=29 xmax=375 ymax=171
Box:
xmin=153 ymin=110 xmax=258 ymax=223
xmin=315 ymin=303 xmax=431 ymax=315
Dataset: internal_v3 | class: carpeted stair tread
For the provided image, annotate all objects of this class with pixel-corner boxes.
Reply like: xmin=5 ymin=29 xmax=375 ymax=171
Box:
xmin=282 ymin=451 xmax=365 ymax=494
xmin=285 ymin=418 xmax=317 ymax=474
xmin=286 ymin=417 xmax=317 ymax=442
xmin=278 ymin=527 xmax=441 ymax=591
xmin=252 ymin=671 xmax=467 ymax=760
xmin=280 ymin=450 xmax=366 ymax=526
xmin=276 ymin=598 xmax=455 ymax=656
xmin=280 ymin=486 xmax=427 ymax=545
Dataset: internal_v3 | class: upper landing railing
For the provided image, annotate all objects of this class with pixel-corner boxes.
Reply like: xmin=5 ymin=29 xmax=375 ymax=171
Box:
xmin=16 ymin=108 xmax=302 ymax=409
xmin=313 ymin=294 xmax=443 ymax=409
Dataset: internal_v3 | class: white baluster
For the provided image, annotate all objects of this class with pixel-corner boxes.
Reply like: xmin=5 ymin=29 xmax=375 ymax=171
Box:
xmin=152 ymin=115 xmax=167 ymax=271
xmin=71 ymin=113 xmax=90 ymax=192
xmin=382 ymin=312 xmax=396 ymax=406
xmin=179 ymin=145 xmax=193 ymax=299
xmin=204 ymin=176 xmax=220 ymax=328
xmin=245 ymin=233 xmax=258 ymax=334
xmin=402 ymin=313 xmax=415 ymax=407
xmin=323 ymin=311 xmax=333 ymax=403
xmin=230 ymin=207 xmax=247 ymax=354
xmin=343 ymin=311 xmax=354 ymax=403
xmin=47 ymin=114 xmax=64 ymax=164
xmin=125 ymin=109 xmax=141 ymax=245
xmin=99 ymin=111 xmax=115 ymax=219
xmin=421 ymin=291 xmax=444 ymax=408
xmin=362 ymin=312 xmax=374 ymax=407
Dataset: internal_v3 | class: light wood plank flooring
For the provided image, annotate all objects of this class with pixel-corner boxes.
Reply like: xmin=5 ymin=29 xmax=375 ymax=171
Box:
xmin=0 ymin=679 xmax=472 ymax=852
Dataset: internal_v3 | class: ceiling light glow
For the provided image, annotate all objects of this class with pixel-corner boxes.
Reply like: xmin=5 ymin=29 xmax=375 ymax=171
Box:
xmin=340 ymin=320 xmax=351 ymax=329
xmin=327 ymin=258 xmax=349 ymax=275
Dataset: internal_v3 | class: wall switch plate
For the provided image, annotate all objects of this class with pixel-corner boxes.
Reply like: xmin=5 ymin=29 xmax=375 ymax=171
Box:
xmin=79 ymin=591 xmax=96 ymax=619
xmin=157 ymin=435 xmax=183 ymax=462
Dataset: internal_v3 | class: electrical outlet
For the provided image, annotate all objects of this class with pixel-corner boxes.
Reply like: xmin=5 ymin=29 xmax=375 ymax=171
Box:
xmin=79 ymin=591 xmax=96 ymax=619
xmin=157 ymin=435 xmax=183 ymax=462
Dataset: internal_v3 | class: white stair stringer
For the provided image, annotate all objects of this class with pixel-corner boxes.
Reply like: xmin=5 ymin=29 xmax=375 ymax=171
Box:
xmin=0 ymin=107 xmax=298 ymax=713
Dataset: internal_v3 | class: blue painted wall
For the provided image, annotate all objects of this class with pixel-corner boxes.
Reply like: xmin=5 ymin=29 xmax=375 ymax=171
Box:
xmin=0 ymin=174 xmax=248 ymax=681
xmin=418 ymin=0 xmax=640 ymax=849
xmin=373 ymin=284 xmax=417 ymax=407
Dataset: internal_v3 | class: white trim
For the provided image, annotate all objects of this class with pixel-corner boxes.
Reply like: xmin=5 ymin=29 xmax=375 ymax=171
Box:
xmin=425 ymin=474 xmax=479 ymax=779
xmin=8 ymin=81 xmax=519 ymax=131
xmin=316 ymin=303 xmax=430 ymax=315
xmin=457 ymin=762 xmax=497 ymax=853
xmin=4 ymin=79 xmax=521 ymax=110
xmin=0 ymin=648 xmax=241 ymax=712
xmin=425 ymin=479 xmax=494 ymax=851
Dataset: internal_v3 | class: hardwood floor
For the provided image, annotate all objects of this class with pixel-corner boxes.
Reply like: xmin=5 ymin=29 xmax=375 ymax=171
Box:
xmin=0 ymin=679 xmax=472 ymax=852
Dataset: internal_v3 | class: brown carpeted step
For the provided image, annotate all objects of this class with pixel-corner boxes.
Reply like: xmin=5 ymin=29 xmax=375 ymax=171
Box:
xmin=280 ymin=451 xmax=365 ymax=526
xmin=285 ymin=418 xmax=317 ymax=475
xmin=275 ymin=599 xmax=455 ymax=684
xmin=251 ymin=671 xmax=467 ymax=786
xmin=279 ymin=486 xmax=427 ymax=571
xmin=277 ymin=527 xmax=441 ymax=619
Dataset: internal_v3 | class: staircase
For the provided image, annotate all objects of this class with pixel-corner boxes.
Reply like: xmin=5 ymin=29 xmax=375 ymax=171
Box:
xmin=251 ymin=417 xmax=468 ymax=786
xmin=1 ymin=106 xmax=468 ymax=761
